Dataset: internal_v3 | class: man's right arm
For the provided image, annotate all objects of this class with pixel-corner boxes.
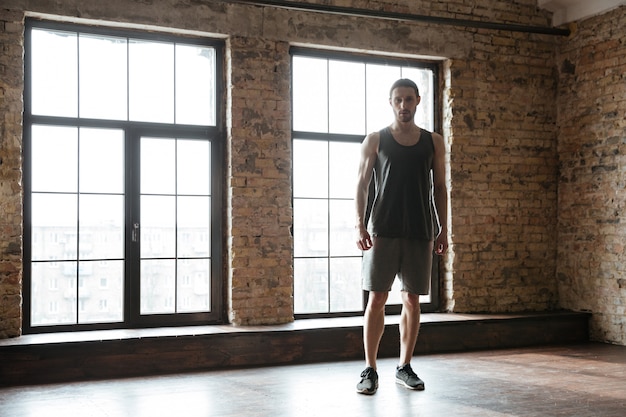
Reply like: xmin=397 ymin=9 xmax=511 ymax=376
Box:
xmin=355 ymin=132 xmax=379 ymax=251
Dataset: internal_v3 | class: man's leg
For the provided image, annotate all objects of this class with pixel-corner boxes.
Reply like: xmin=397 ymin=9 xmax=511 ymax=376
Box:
xmin=398 ymin=291 xmax=421 ymax=367
xmin=356 ymin=291 xmax=388 ymax=394
xmin=363 ymin=291 xmax=389 ymax=369
xmin=395 ymin=291 xmax=425 ymax=390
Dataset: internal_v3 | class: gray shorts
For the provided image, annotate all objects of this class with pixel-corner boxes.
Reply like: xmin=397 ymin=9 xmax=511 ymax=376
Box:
xmin=361 ymin=237 xmax=433 ymax=295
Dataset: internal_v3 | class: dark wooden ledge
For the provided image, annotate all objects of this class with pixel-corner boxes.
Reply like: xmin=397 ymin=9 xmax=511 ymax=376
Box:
xmin=0 ymin=311 xmax=590 ymax=387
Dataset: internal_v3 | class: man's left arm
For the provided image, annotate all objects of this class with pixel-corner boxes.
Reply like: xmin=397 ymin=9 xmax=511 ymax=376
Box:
xmin=432 ymin=132 xmax=448 ymax=255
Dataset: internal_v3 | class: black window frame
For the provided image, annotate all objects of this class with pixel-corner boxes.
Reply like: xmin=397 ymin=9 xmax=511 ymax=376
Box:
xmin=22 ymin=18 xmax=225 ymax=333
xmin=291 ymin=47 xmax=442 ymax=319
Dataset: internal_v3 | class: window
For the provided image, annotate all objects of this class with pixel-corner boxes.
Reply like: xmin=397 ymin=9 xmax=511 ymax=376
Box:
xmin=23 ymin=20 xmax=223 ymax=332
xmin=292 ymin=49 xmax=440 ymax=317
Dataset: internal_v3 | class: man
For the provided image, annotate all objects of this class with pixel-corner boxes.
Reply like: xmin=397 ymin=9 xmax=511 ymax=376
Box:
xmin=355 ymin=78 xmax=448 ymax=395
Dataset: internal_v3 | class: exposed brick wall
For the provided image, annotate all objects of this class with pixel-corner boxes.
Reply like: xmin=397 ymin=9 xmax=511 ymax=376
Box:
xmin=293 ymin=0 xmax=551 ymax=26
xmin=227 ymin=36 xmax=293 ymax=325
xmin=0 ymin=8 xmax=24 ymax=339
xmin=0 ymin=0 xmax=621 ymax=345
xmin=557 ymin=6 xmax=626 ymax=345
xmin=449 ymin=27 xmax=560 ymax=313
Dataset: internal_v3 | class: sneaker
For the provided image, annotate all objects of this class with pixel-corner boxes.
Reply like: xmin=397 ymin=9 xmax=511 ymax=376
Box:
xmin=395 ymin=364 xmax=425 ymax=390
xmin=356 ymin=367 xmax=378 ymax=395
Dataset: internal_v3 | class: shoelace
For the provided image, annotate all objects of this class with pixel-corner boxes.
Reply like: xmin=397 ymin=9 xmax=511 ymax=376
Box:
xmin=399 ymin=365 xmax=418 ymax=378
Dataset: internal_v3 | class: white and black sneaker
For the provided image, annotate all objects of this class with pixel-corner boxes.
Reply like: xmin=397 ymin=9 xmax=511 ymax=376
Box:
xmin=396 ymin=364 xmax=425 ymax=390
xmin=356 ymin=367 xmax=379 ymax=395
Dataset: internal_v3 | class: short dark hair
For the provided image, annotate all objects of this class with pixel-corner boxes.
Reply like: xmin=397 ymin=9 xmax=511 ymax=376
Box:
xmin=389 ymin=78 xmax=420 ymax=98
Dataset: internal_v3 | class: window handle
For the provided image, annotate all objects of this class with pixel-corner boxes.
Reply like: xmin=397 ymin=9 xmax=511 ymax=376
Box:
xmin=131 ymin=223 xmax=140 ymax=242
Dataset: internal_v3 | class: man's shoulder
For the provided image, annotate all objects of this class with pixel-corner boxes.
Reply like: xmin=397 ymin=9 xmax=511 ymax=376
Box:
xmin=368 ymin=126 xmax=390 ymax=137
xmin=429 ymin=131 xmax=444 ymax=145
xmin=430 ymin=130 xmax=443 ymax=140
xmin=362 ymin=130 xmax=382 ymax=154
xmin=364 ymin=129 xmax=383 ymax=143
xmin=418 ymin=128 xmax=442 ymax=141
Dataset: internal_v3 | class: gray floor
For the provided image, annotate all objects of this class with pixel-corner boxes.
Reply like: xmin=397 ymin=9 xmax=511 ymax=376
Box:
xmin=1 ymin=343 xmax=625 ymax=417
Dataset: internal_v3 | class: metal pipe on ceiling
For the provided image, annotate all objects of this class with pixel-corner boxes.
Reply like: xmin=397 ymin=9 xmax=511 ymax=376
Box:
xmin=222 ymin=0 xmax=570 ymax=36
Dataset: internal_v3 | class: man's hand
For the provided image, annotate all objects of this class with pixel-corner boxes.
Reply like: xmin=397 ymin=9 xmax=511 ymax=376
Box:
xmin=434 ymin=231 xmax=448 ymax=255
xmin=356 ymin=226 xmax=373 ymax=251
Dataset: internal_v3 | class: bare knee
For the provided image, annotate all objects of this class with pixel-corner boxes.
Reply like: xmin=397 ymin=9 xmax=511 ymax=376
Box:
xmin=366 ymin=291 xmax=388 ymax=312
xmin=401 ymin=292 xmax=421 ymax=313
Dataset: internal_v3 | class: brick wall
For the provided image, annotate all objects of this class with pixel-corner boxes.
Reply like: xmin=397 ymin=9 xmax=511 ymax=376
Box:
xmin=449 ymin=27 xmax=560 ymax=312
xmin=0 ymin=0 xmax=616 ymax=341
xmin=227 ymin=36 xmax=293 ymax=325
xmin=557 ymin=6 xmax=626 ymax=345
xmin=0 ymin=8 xmax=24 ymax=339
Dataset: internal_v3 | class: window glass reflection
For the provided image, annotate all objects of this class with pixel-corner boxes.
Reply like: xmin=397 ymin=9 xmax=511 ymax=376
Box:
xmin=31 ymin=125 xmax=78 ymax=193
xmin=329 ymin=60 xmax=365 ymax=135
xmin=129 ymin=40 xmax=174 ymax=123
xmin=79 ymin=34 xmax=127 ymax=120
xmin=31 ymin=29 xmax=77 ymax=117
xmin=293 ymin=139 xmax=328 ymax=198
xmin=292 ymin=56 xmax=328 ymax=132
xmin=176 ymin=45 xmax=216 ymax=125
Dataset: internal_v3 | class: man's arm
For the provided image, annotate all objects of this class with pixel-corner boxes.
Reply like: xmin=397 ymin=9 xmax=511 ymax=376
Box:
xmin=355 ymin=132 xmax=379 ymax=251
xmin=432 ymin=132 xmax=448 ymax=255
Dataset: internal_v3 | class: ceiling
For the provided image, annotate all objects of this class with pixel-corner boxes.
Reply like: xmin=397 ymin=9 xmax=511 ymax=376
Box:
xmin=538 ymin=0 xmax=626 ymax=26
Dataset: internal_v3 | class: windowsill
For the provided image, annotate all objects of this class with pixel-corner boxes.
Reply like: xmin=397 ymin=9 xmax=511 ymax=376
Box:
xmin=0 ymin=312 xmax=579 ymax=348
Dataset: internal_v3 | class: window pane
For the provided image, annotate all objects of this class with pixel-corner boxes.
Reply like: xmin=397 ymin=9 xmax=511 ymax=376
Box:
xmin=330 ymin=257 xmax=362 ymax=312
xmin=141 ymin=259 xmax=176 ymax=314
xmin=329 ymin=60 xmax=365 ymax=135
xmin=329 ymin=200 xmax=360 ymax=257
xmin=129 ymin=40 xmax=174 ymax=123
xmin=78 ymin=260 xmax=123 ymax=323
xmin=141 ymin=195 xmax=176 ymax=258
xmin=293 ymin=199 xmax=328 ymax=257
xmin=329 ymin=141 xmax=360 ymax=199
xmin=365 ymin=64 xmax=401 ymax=133
xmin=294 ymin=258 xmax=328 ymax=314
xmin=31 ymin=125 xmax=78 ymax=193
xmin=385 ymin=280 xmax=432 ymax=305
xmin=79 ymin=34 xmax=128 ymax=120
xmin=31 ymin=193 xmax=77 ymax=261
xmin=80 ymin=128 xmax=124 ymax=193
xmin=177 ymin=259 xmax=211 ymax=313
xmin=31 ymin=261 xmax=77 ymax=326
xmin=176 ymin=45 xmax=216 ymax=126
xmin=293 ymin=139 xmax=328 ymax=198
xmin=177 ymin=139 xmax=210 ymax=195
xmin=79 ymin=195 xmax=124 ymax=260
xmin=402 ymin=67 xmax=434 ymax=131
xmin=31 ymin=29 xmax=77 ymax=117
xmin=141 ymin=137 xmax=176 ymax=195
xmin=177 ymin=196 xmax=210 ymax=258
xmin=292 ymin=56 xmax=328 ymax=132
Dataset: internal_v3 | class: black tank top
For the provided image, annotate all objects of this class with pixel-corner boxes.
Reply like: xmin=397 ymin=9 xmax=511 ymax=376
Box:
xmin=369 ymin=126 xmax=435 ymax=240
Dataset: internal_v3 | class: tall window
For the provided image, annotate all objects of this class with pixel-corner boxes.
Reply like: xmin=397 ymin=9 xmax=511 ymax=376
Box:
xmin=292 ymin=49 xmax=440 ymax=317
xmin=23 ymin=20 xmax=223 ymax=332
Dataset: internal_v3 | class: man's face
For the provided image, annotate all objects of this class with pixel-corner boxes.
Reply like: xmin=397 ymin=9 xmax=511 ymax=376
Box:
xmin=390 ymin=86 xmax=420 ymax=123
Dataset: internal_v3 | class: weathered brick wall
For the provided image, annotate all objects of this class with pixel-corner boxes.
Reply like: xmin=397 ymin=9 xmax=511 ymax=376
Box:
xmin=0 ymin=8 xmax=24 ymax=339
xmin=557 ymin=6 xmax=626 ymax=345
xmin=293 ymin=0 xmax=550 ymax=26
xmin=449 ymin=28 xmax=560 ymax=312
xmin=0 ymin=0 xmax=580 ymax=338
xmin=227 ymin=36 xmax=293 ymax=325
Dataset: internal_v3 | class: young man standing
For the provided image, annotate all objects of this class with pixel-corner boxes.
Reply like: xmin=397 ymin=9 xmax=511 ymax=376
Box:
xmin=354 ymin=78 xmax=448 ymax=395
